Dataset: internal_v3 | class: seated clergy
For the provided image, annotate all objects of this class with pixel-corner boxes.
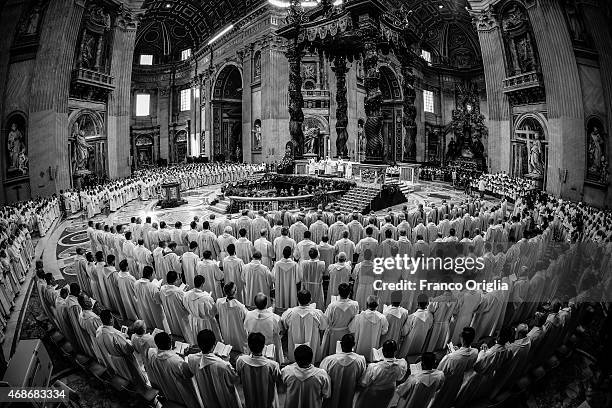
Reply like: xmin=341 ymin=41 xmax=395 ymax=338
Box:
xmin=186 ymin=329 xmax=242 ymax=408
xmin=144 ymin=332 xmax=200 ymax=407
xmin=236 ymin=332 xmax=282 ymax=408
xmin=281 ymin=345 xmax=331 ymax=408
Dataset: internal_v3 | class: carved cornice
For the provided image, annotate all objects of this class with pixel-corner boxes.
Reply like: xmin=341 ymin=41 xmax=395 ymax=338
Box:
xmin=116 ymin=5 xmax=140 ymax=31
xmin=470 ymin=6 xmax=499 ymax=31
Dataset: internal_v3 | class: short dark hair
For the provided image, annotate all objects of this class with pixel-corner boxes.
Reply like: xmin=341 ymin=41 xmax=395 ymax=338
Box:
xmin=119 ymin=259 xmax=128 ymax=271
xmin=100 ymin=309 xmax=113 ymax=325
xmin=421 ymin=351 xmax=436 ymax=370
xmin=203 ymin=250 xmax=212 ymax=259
xmin=461 ymin=327 xmax=476 ymax=346
xmin=294 ymin=345 xmax=313 ymax=367
xmin=254 ymin=293 xmax=268 ymax=309
xmin=197 ymin=329 xmax=216 ymax=353
xmin=166 ymin=270 xmax=178 ymax=284
xmin=382 ymin=340 xmax=397 ymax=358
xmin=340 ymin=333 xmax=355 ymax=352
xmin=143 ymin=265 xmax=154 ymax=279
xmin=283 ymin=246 xmax=292 ymax=259
xmin=227 ymin=243 xmax=236 ymax=255
xmin=69 ymin=283 xmax=80 ymax=296
xmin=338 ymin=283 xmax=350 ymax=298
xmin=248 ymin=332 xmax=266 ymax=354
xmin=154 ymin=332 xmax=172 ymax=350
xmin=194 ymin=275 xmax=205 ymax=288
xmin=297 ymin=289 xmax=311 ymax=305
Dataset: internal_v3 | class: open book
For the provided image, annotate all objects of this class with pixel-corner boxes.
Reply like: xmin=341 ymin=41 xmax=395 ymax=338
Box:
xmin=330 ymin=296 xmax=339 ymax=303
xmin=179 ymin=282 xmax=187 ymax=291
xmin=213 ymin=342 xmax=232 ymax=358
xmin=372 ymin=347 xmax=385 ymax=362
xmin=120 ymin=325 xmax=129 ymax=338
xmin=263 ymin=344 xmax=275 ymax=359
xmin=447 ymin=342 xmax=457 ymax=353
xmin=152 ymin=278 xmax=163 ymax=287
xmin=410 ymin=362 xmax=423 ymax=375
xmin=335 ymin=341 xmax=343 ymax=354
xmin=173 ymin=341 xmax=189 ymax=355
xmin=294 ymin=342 xmax=311 ymax=350
xmin=307 ymin=303 xmax=317 ymax=310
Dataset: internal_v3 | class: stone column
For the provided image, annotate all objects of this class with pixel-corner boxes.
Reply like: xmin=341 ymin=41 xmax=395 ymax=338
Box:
xmin=471 ymin=6 xmax=510 ymax=174
xmin=158 ymin=87 xmax=170 ymax=161
xmin=362 ymin=26 xmax=383 ymax=163
xmin=333 ymin=55 xmax=349 ymax=158
xmin=399 ymin=52 xmax=417 ymax=162
xmin=241 ymin=47 xmax=252 ymax=162
xmin=108 ymin=7 xmax=138 ymax=179
xmin=526 ymin=0 xmax=584 ymax=200
xmin=29 ymin=0 xmax=85 ymax=196
xmin=582 ymin=0 xmax=612 ymax=203
xmin=0 ymin=0 xmax=26 ymax=202
xmin=286 ymin=39 xmax=304 ymax=159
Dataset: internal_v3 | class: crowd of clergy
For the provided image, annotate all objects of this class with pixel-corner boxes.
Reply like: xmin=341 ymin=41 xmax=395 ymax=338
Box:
xmin=61 ymin=162 xmax=266 ymax=218
xmin=472 ymin=173 xmax=539 ymax=201
xmin=0 ymin=195 xmax=60 ymax=342
xmin=33 ymin=171 xmax=612 ymax=408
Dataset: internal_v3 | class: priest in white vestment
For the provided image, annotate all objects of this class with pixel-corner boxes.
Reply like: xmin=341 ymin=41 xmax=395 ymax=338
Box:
xmin=236 ymin=332 xmax=282 ymax=408
xmin=180 ymin=241 xmax=200 ymax=288
xmin=320 ymin=333 xmax=366 ymax=408
xmin=281 ymin=289 xmax=328 ymax=363
xmin=244 ymin=294 xmax=284 ymax=363
xmin=186 ymin=329 xmax=242 ymax=408
xmin=243 ymin=251 xmax=273 ymax=307
xmin=196 ymin=250 xmax=224 ymax=300
xmin=272 ymin=246 xmax=301 ymax=308
xmin=95 ymin=310 xmax=147 ymax=388
xmin=354 ymin=340 xmax=407 ymax=408
xmin=183 ymin=275 xmax=222 ymax=342
xmin=395 ymin=352 xmax=445 ymax=408
xmin=116 ymin=259 xmax=139 ymax=321
xmin=159 ymin=271 xmax=193 ymax=343
xmin=144 ymin=332 xmax=200 ymax=407
xmin=281 ymin=345 xmax=331 ymax=408
xmin=320 ymin=283 xmax=359 ymax=357
xmin=222 ymin=244 xmax=246 ymax=302
xmin=216 ymin=282 xmax=249 ymax=353
xmin=348 ymin=295 xmax=389 ymax=362
xmin=399 ymin=294 xmax=434 ymax=358
xmin=134 ymin=266 xmax=167 ymax=331
xmin=299 ymin=248 xmax=326 ymax=310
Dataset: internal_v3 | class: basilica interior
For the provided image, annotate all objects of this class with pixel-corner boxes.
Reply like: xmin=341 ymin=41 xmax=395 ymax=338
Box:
xmin=0 ymin=1 xmax=611 ymax=408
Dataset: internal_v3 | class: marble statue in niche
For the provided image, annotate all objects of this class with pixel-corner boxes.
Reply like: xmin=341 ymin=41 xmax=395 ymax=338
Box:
xmin=80 ymin=32 xmax=98 ymax=70
xmin=74 ymin=128 xmax=91 ymax=171
xmin=502 ymin=5 xmax=538 ymax=75
xmin=16 ymin=0 xmax=45 ymax=37
xmin=252 ymin=51 xmax=261 ymax=80
xmin=563 ymin=0 xmax=587 ymax=42
xmin=586 ymin=119 xmax=607 ymax=183
xmin=7 ymin=123 xmax=24 ymax=170
xmin=528 ymin=136 xmax=544 ymax=177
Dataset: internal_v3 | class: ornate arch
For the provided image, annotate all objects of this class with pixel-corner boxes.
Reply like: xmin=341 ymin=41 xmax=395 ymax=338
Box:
xmin=379 ymin=65 xmax=403 ymax=101
xmin=213 ymin=62 xmax=243 ymax=100
xmin=513 ymin=112 xmax=549 ymax=140
xmin=68 ymin=109 xmax=105 ymax=139
xmin=303 ymin=114 xmax=329 ymax=134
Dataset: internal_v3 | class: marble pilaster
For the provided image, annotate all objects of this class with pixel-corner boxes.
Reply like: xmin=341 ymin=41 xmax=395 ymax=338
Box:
xmin=527 ymin=0 xmax=585 ymax=200
xmin=241 ymin=46 xmax=252 ymax=161
xmin=108 ymin=8 xmax=138 ymax=179
xmin=29 ymin=0 xmax=85 ymax=196
xmin=472 ymin=6 xmax=510 ymax=174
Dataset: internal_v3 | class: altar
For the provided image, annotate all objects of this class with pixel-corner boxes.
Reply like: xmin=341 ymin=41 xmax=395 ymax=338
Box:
xmin=295 ymin=158 xmax=357 ymax=179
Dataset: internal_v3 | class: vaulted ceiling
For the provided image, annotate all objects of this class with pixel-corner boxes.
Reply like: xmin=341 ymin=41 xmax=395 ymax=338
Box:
xmin=385 ymin=0 xmax=482 ymax=68
xmin=135 ymin=0 xmax=481 ymax=68
xmin=136 ymin=0 xmax=266 ymax=57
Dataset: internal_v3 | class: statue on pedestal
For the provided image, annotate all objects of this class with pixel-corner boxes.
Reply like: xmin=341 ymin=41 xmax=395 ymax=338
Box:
xmin=74 ymin=128 xmax=91 ymax=172
xmin=7 ymin=123 xmax=24 ymax=170
xmin=527 ymin=137 xmax=544 ymax=177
